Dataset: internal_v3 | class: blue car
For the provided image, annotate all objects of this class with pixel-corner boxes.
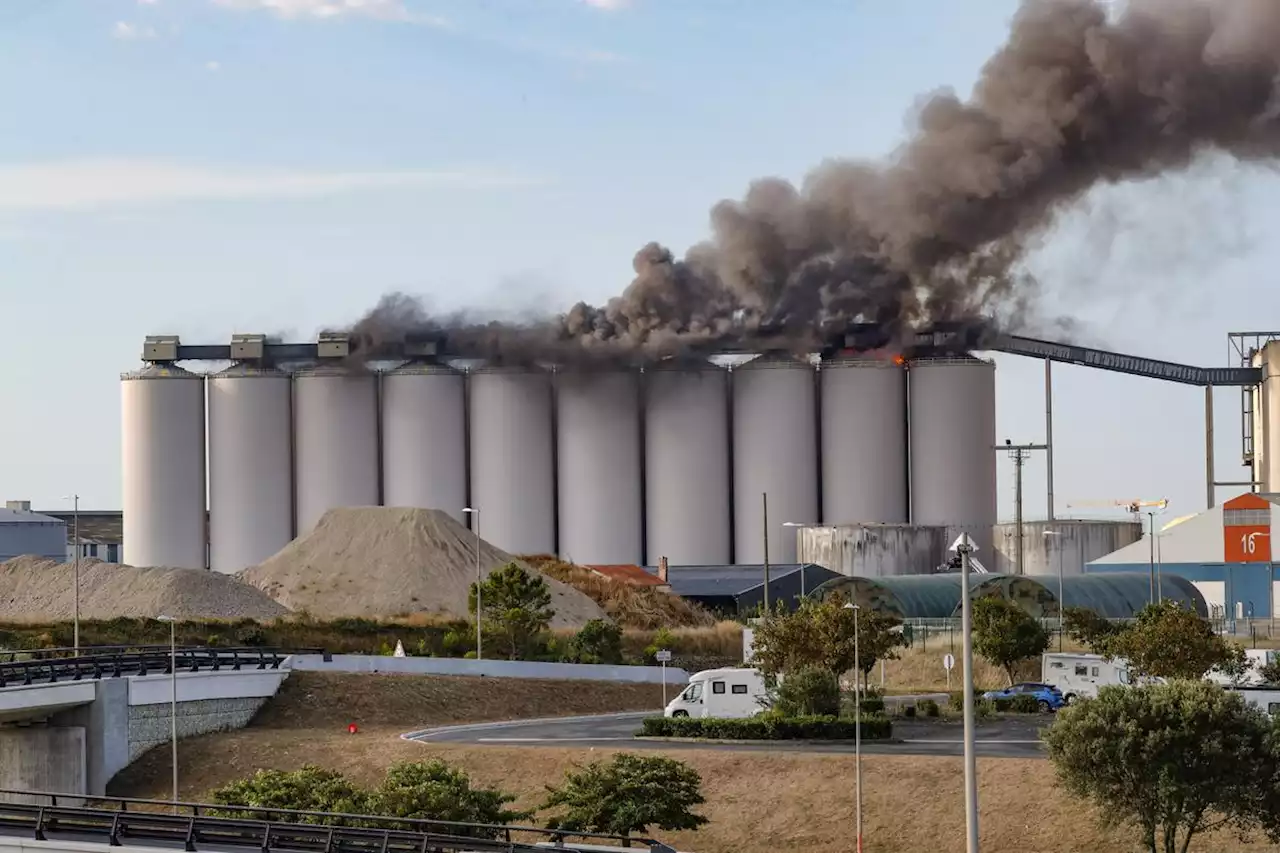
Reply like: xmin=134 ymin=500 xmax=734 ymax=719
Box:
xmin=981 ymin=682 xmax=1064 ymax=712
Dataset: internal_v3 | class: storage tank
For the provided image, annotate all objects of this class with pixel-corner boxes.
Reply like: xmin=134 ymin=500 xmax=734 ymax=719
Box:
xmin=121 ymin=366 xmax=206 ymax=568
xmin=645 ymin=362 xmax=731 ymax=565
xmin=733 ymin=354 xmax=819 ymax=564
xmin=468 ymin=366 xmax=555 ymax=555
xmin=381 ymin=362 xmax=467 ymax=521
xmin=994 ymin=519 xmax=1143 ymax=576
xmin=796 ymin=523 xmax=952 ymax=577
xmin=207 ymin=365 xmax=293 ymax=573
xmin=1259 ymin=343 xmax=1280 ymax=494
xmin=909 ymin=356 xmax=998 ymax=557
xmin=819 ymin=356 xmax=908 ymax=524
xmin=293 ymin=366 xmax=379 ymax=535
xmin=556 ymin=370 xmax=642 ymax=565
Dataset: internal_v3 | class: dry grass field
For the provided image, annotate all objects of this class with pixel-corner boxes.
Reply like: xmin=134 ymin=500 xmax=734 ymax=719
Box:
xmin=107 ymin=672 xmax=1275 ymax=853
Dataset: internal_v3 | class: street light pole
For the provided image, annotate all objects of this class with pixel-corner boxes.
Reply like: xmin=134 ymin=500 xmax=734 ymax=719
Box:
xmin=953 ymin=535 xmax=981 ymax=853
xmin=761 ymin=492 xmax=770 ymax=618
xmin=463 ymin=507 xmax=482 ymax=660
xmin=157 ymin=615 xmax=178 ymax=811
xmin=1044 ymin=530 xmax=1064 ymax=652
xmin=1148 ymin=511 xmax=1157 ymax=604
xmin=63 ymin=494 xmax=81 ymax=654
xmin=845 ymin=602 xmax=863 ymax=853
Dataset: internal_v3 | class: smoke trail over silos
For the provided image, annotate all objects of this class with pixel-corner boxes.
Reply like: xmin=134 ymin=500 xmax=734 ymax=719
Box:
xmin=348 ymin=0 xmax=1280 ymax=364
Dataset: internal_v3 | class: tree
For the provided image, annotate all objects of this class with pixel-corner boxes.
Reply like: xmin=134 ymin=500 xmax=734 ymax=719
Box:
xmin=542 ymin=753 xmax=708 ymax=846
xmin=209 ymin=765 xmax=373 ymax=825
xmin=469 ymin=562 xmax=555 ymax=660
xmin=563 ymin=618 xmax=624 ymax=665
xmin=971 ymin=597 xmax=1050 ymax=686
xmin=371 ymin=760 xmax=530 ymax=838
xmin=1043 ymin=680 xmax=1280 ymax=853
xmin=1216 ymin=643 xmax=1254 ymax=687
xmin=749 ymin=594 xmax=906 ymax=682
xmin=1258 ymin=656 xmax=1280 ymax=686
xmin=1062 ymin=606 xmax=1121 ymax=652
xmin=770 ymin=666 xmax=840 ymax=717
xmin=1105 ymin=600 xmax=1233 ymax=680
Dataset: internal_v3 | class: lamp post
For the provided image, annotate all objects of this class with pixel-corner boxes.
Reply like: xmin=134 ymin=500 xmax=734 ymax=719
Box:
xmin=782 ymin=522 xmax=808 ymax=597
xmin=462 ymin=507 xmax=482 ymax=660
xmin=1043 ymin=530 xmax=1064 ymax=652
xmin=156 ymin=615 xmax=178 ymax=811
xmin=843 ymin=602 xmax=862 ymax=853
xmin=761 ymin=493 xmax=770 ymax=618
xmin=62 ymin=494 xmax=81 ymax=654
xmin=950 ymin=534 xmax=981 ymax=853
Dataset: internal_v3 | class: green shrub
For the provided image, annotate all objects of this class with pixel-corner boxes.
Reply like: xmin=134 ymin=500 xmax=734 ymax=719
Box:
xmin=858 ymin=691 xmax=886 ymax=715
xmin=949 ymin=691 xmax=965 ymax=712
xmin=1009 ymin=694 xmax=1043 ymax=713
xmin=639 ymin=715 xmax=891 ymax=741
xmin=563 ymin=619 xmax=624 ymax=665
xmin=918 ymin=699 xmax=940 ymax=718
xmin=772 ymin=667 xmax=840 ymax=717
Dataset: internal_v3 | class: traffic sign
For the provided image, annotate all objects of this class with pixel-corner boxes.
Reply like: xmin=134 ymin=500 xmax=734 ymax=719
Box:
xmin=1223 ymin=493 xmax=1272 ymax=563
xmin=656 ymin=649 xmax=672 ymax=663
xmin=943 ymin=653 xmax=955 ymax=671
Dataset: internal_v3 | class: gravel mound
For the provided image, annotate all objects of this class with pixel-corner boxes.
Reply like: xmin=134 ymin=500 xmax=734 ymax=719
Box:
xmin=237 ymin=507 xmax=608 ymax=627
xmin=0 ymin=557 xmax=290 ymax=621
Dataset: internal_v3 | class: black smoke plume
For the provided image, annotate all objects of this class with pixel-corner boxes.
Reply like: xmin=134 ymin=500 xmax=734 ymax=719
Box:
xmin=347 ymin=0 xmax=1280 ymax=366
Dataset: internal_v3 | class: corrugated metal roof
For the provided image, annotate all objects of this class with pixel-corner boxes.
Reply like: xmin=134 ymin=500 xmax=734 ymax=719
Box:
xmin=0 ymin=508 xmax=63 ymax=525
xmin=646 ymin=564 xmax=815 ymax=597
xmin=1063 ymin=572 xmax=1207 ymax=618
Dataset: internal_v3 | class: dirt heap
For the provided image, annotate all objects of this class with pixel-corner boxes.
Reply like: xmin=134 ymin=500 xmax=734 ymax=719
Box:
xmin=237 ymin=507 xmax=608 ymax=627
xmin=0 ymin=557 xmax=290 ymax=621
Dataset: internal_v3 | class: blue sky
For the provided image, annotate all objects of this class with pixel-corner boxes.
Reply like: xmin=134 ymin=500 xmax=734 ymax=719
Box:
xmin=2 ymin=0 xmax=1278 ymax=526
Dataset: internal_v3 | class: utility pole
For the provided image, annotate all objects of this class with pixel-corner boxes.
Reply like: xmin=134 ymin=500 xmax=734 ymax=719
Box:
xmin=952 ymin=534 xmax=981 ymax=853
xmin=998 ymin=441 xmax=1047 ymax=574
xmin=762 ymin=492 xmax=770 ymax=618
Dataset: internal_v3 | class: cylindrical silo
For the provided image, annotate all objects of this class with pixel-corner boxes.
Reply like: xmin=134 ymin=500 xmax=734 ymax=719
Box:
xmin=909 ymin=356 xmax=998 ymax=557
xmin=293 ymin=365 xmax=379 ymax=535
xmin=797 ymin=522 xmax=950 ymax=577
xmin=381 ymin=362 xmax=467 ymax=521
xmin=645 ymin=363 xmax=731 ymax=566
xmin=733 ymin=354 xmax=819 ymax=565
xmin=468 ymin=366 xmax=555 ymax=555
xmin=208 ymin=365 xmax=293 ymax=573
xmin=121 ymin=366 xmax=206 ymax=568
xmin=820 ymin=356 xmax=908 ymax=525
xmin=556 ymin=370 xmax=642 ymax=565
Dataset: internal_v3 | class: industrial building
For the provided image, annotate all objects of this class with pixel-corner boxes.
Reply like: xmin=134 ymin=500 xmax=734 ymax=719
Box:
xmin=0 ymin=501 xmax=67 ymax=563
xmin=650 ymin=563 xmax=842 ymax=618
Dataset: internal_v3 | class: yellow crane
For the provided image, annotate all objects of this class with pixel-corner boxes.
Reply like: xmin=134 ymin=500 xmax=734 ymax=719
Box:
xmin=1066 ymin=498 xmax=1169 ymax=520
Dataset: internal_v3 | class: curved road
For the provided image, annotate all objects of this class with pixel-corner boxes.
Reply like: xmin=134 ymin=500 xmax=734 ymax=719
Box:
xmin=403 ymin=712 xmax=1047 ymax=759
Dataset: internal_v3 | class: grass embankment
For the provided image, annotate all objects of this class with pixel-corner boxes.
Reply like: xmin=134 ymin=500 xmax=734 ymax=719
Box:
xmin=108 ymin=673 xmax=1272 ymax=853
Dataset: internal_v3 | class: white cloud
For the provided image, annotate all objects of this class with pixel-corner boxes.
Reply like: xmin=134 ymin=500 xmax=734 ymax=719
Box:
xmin=205 ymin=60 xmax=222 ymax=71
xmin=210 ymin=0 xmax=436 ymax=23
xmin=581 ymin=0 xmax=629 ymax=10
xmin=0 ymin=159 xmax=546 ymax=212
xmin=112 ymin=21 xmax=158 ymax=39
xmin=138 ymin=0 xmax=160 ymax=5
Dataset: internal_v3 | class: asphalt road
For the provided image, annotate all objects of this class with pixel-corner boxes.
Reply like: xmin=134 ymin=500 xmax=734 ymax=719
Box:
xmin=404 ymin=712 xmax=1048 ymax=759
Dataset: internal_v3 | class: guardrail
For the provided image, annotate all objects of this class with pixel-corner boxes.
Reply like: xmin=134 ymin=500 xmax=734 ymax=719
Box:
xmin=0 ymin=647 xmax=320 ymax=689
xmin=0 ymin=792 xmax=678 ymax=853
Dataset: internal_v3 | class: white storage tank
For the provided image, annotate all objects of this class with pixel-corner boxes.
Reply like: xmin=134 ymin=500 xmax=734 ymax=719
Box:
xmin=909 ymin=356 xmax=998 ymax=556
xmin=820 ymin=356 xmax=908 ymax=524
xmin=556 ymin=370 xmax=642 ymax=565
xmin=732 ymin=354 xmax=819 ymax=564
xmin=796 ymin=522 xmax=952 ymax=577
xmin=645 ymin=362 xmax=731 ymax=565
xmin=207 ymin=365 xmax=293 ymax=573
xmin=121 ymin=366 xmax=206 ymax=568
xmin=293 ymin=365 xmax=380 ymax=535
xmin=468 ymin=366 xmax=555 ymax=555
xmin=381 ymin=362 xmax=467 ymax=521
xmin=995 ymin=519 xmax=1143 ymax=576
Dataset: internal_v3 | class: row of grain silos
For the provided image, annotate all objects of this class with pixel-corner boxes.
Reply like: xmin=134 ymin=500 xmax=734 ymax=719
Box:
xmin=120 ymin=352 xmax=996 ymax=573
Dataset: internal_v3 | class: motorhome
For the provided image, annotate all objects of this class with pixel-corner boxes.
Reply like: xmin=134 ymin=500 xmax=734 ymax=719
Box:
xmin=1230 ymin=686 xmax=1280 ymax=716
xmin=663 ymin=667 xmax=768 ymax=719
xmin=1207 ymin=649 xmax=1279 ymax=686
xmin=1040 ymin=653 xmax=1162 ymax=703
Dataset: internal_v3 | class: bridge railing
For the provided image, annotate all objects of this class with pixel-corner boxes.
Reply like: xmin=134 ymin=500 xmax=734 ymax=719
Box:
xmin=0 ymin=791 xmax=677 ymax=853
xmin=0 ymin=647 xmax=321 ymax=688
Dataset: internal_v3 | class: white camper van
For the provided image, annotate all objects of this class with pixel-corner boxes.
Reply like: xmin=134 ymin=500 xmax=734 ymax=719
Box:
xmin=1229 ymin=686 xmax=1280 ymax=716
xmin=1041 ymin=653 xmax=1162 ymax=703
xmin=1207 ymin=649 xmax=1279 ymax=686
xmin=664 ymin=667 xmax=768 ymax=719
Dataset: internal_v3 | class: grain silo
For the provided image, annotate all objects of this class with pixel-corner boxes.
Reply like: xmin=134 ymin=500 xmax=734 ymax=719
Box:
xmin=796 ymin=522 xmax=952 ymax=577
xmin=380 ymin=362 xmax=467 ymax=521
xmin=555 ymin=370 xmax=642 ymax=565
xmin=468 ymin=365 xmax=555 ymax=555
xmin=645 ymin=362 xmax=731 ymax=565
xmin=732 ymin=354 xmax=819 ymax=564
xmin=207 ymin=364 xmax=293 ymax=573
xmin=292 ymin=365 xmax=379 ymax=535
xmin=994 ymin=519 xmax=1143 ymax=576
xmin=909 ymin=356 xmax=998 ymax=556
xmin=121 ymin=365 xmax=206 ymax=568
xmin=819 ymin=356 xmax=908 ymax=524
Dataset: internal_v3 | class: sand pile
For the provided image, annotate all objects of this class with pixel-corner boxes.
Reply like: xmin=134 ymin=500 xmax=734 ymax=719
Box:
xmin=237 ymin=507 xmax=608 ymax=627
xmin=0 ymin=557 xmax=290 ymax=621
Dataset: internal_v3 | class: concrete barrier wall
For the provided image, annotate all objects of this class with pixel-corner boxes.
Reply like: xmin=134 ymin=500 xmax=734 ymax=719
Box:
xmin=291 ymin=655 xmax=691 ymax=684
xmin=126 ymin=669 xmax=286 ymax=706
xmin=0 ymin=728 xmax=86 ymax=805
xmin=127 ymin=696 xmax=269 ymax=763
xmin=0 ymin=838 xmax=180 ymax=853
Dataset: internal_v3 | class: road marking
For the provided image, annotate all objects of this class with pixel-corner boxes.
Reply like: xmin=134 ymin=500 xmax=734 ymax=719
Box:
xmin=477 ymin=737 xmax=632 ymax=743
xmin=899 ymin=739 xmax=1043 ymax=745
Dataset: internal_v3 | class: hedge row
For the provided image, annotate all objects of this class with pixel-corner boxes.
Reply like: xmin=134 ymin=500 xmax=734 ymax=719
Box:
xmin=947 ymin=692 xmax=1049 ymax=714
xmin=640 ymin=714 xmax=893 ymax=741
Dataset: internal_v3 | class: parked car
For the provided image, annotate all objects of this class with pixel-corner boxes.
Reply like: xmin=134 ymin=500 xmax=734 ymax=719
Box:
xmin=981 ymin=682 xmax=1064 ymax=712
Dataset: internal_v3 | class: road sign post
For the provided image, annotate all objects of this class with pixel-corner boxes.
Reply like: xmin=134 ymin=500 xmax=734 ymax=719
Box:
xmin=656 ymin=649 xmax=672 ymax=707
xmin=944 ymin=652 xmax=955 ymax=690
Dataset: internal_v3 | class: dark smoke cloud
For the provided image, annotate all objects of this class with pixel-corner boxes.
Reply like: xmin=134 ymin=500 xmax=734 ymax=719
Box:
xmin=346 ymin=0 xmax=1280 ymax=366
